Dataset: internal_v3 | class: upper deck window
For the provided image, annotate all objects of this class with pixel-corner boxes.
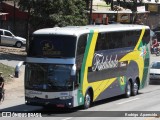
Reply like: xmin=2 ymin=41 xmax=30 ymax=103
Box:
xmin=28 ymin=35 xmax=77 ymax=58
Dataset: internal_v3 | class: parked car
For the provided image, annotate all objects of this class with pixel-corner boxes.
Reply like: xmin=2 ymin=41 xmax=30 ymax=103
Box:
xmin=0 ymin=29 xmax=26 ymax=48
xmin=150 ymin=61 xmax=160 ymax=80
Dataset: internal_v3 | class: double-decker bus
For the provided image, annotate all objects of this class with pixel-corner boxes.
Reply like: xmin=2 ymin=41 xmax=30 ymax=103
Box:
xmin=24 ymin=24 xmax=150 ymax=109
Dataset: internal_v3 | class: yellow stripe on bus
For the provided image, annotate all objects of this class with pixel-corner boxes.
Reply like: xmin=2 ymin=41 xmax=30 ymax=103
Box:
xmin=134 ymin=27 xmax=145 ymax=50
xmin=120 ymin=28 xmax=146 ymax=84
xmin=82 ymin=30 xmax=116 ymax=101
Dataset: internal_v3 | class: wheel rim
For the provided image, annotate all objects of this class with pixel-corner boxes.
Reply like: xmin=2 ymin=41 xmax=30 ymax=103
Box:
xmin=17 ymin=42 xmax=22 ymax=48
xmin=127 ymin=83 xmax=131 ymax=96
xmin=85 ymin=93 xmax=91 ymax=108
xmin=133 ymin=82 xmax=138 ymax=94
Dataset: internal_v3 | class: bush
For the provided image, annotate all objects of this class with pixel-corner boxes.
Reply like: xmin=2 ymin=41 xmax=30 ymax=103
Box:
xmin=0 ymin=63 xmax=14 ymax=83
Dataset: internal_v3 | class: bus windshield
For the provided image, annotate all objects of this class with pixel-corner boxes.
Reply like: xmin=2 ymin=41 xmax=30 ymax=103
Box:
xmin=28 ymin=35 xmax=77 ymax=58
xmin=25 ymin=63 xmax=73 ymax=91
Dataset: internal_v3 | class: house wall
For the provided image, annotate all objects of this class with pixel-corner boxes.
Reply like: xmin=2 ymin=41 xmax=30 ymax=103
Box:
xmin=145 ymin=3 xmax=160 ymax=29
xmin=1 ymin=2 xmax=28 ymax=38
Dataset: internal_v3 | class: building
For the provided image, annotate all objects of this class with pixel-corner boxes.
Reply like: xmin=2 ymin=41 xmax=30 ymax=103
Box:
xmin=0 ymin=12 xmax=8 ymax=28
xmin=91 ymin=0 xmax=160 ymax=29
xmin=1 ymin=1 xmax=28 ymax=38
xmin=145 ymin=0 xmax=160 ymax=29
xmin=90 ymin=1 xmax=149 ymax=25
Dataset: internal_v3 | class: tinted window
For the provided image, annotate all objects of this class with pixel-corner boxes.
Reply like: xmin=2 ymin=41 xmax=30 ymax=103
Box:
xmin=95 ymin=30 xmax=141 ymax=51
xmin=151 ymin=62 xmax=160 ymax=69
xmin=4 ymin=31 xmax=12 ymax=36
xmin=143 ymin=29 xmax=150 ymax=45
xmin=124 ymin=30 xmax=141 ymax=47
xmin=76 ymin=34 xmax=88 ymax=70
xmin=28 ymin=35 xmax=77 ymax=58
xmin=95 ymin=33 xmax=107 ymax=50
xmin=0 ymin=30 xmax=3 ymax=35
xmin=77 ymin=34 xmax=88 ymax=56
xmin=25 ymin=63 xmax=72 ymax=91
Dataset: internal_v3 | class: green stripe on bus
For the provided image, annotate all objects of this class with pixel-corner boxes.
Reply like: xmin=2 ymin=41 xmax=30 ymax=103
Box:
xmin=77 ymin=30 xmax=94 ymax=106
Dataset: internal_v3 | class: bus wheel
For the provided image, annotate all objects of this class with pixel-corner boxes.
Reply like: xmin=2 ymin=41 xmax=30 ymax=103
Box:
xmin=125 ymin=81 xmax=131 ymax=98
xmin=131 ymin=80 xmax=139 ymax=96
xmin=83 ymin=91 xmax=91 ymax=109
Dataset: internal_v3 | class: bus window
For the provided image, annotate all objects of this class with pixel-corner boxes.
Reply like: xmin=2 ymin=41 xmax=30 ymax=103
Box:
xmin=107 ymin=32 xmax=125 ymax=49
xmin=77 ymin=34 xmax=88 ymax=56
xmin=76 ymin=34 xmax=88 ymax=70
xmin=95 ymin=33 xmax=107 ymax=51
xmin=143 ymin=29 xmax=150 ymax=45
xmin=28 ymin=35 xmax=77 ymax=58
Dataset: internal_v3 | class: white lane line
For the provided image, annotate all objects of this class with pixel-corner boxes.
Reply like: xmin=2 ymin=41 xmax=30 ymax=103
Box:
xmin=117 ymin=98 xmax=140 ymax=105
xmin=62 ymin=117 xmax=73 ymax=120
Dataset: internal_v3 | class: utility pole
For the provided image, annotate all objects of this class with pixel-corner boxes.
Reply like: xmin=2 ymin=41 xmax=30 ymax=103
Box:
xmin=13 ymin=0 xmax=16 ymax=34
xmin=111 ymin=0 xmax=114 ymax=10
xmin=132 ymin=0 xmax=138 ymax=24
xmin=26 ymin=0 xmax=31 ymax=52
xmin=89 ymin=0 xmax=93 ymax=25
xmin=134 ymin=0 xmax=137 ymax=12
xmin=0 ymin=0 xmax=3 ymax=28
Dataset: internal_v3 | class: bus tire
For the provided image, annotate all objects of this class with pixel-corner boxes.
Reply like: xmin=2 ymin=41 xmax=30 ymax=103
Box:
xmin=131 ymin=80 xmax=139 ymax=96
xmin=83 ymin=91 xmax=91 ymax=109
xmin=124 ymin=81 xmax=131 ymax=98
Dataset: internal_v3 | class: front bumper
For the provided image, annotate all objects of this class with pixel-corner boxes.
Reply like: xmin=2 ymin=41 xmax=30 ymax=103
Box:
xmin=150 ymin=74 xmax=160 ymax=80
xmin=25 ymin=97 xmax=74 ymax=108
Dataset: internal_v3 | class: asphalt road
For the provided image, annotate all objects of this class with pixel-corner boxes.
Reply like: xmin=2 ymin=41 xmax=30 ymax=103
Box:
xmin=0 ymin=51 xmax=160 ymax=119
xmin=1 ymin=83 xmax=160 ymax=120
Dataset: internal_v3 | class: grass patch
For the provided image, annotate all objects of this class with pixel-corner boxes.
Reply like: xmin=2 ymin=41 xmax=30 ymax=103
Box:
xmin=0 ymin=63 xmax=14 ymax=83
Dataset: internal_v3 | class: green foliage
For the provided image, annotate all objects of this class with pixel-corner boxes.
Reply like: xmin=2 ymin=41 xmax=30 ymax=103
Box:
xmin=0 ymin=63 xmax=14 ymax=82
xmin=18 ymin=0 xmax=88 ymax=30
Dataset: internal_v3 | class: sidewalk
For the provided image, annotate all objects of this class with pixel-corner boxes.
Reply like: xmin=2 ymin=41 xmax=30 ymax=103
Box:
xmin=0 ymin=67 xmax=25 ymax=109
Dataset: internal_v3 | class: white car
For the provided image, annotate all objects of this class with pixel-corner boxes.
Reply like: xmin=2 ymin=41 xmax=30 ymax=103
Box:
xmin=0 ymin=29 xmax=26 ymax=48
xmin=150 ymin=61 xmax=160 ymax=80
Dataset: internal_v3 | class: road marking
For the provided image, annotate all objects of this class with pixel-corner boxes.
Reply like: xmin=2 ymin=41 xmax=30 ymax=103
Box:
xmin=117 ymin=98 xmax=140 ymax=105
xmin=62 ymin=117 xmax=73 ymax=120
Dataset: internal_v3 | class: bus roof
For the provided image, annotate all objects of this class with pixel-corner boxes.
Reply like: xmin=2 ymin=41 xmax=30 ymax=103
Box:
xmin=33 ymin=24 xmax=150 ymax=36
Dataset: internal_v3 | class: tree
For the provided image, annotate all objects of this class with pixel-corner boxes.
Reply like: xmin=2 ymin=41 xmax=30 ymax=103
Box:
xmin=18 ymin=0 xmax=87 ymax=30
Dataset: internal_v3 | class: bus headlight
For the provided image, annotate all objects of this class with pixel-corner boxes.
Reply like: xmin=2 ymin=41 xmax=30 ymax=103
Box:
xmin=59 ymin=96 xmax=72 ymax=100
xmin=71 ymin=64 xmax=76 ymax=75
